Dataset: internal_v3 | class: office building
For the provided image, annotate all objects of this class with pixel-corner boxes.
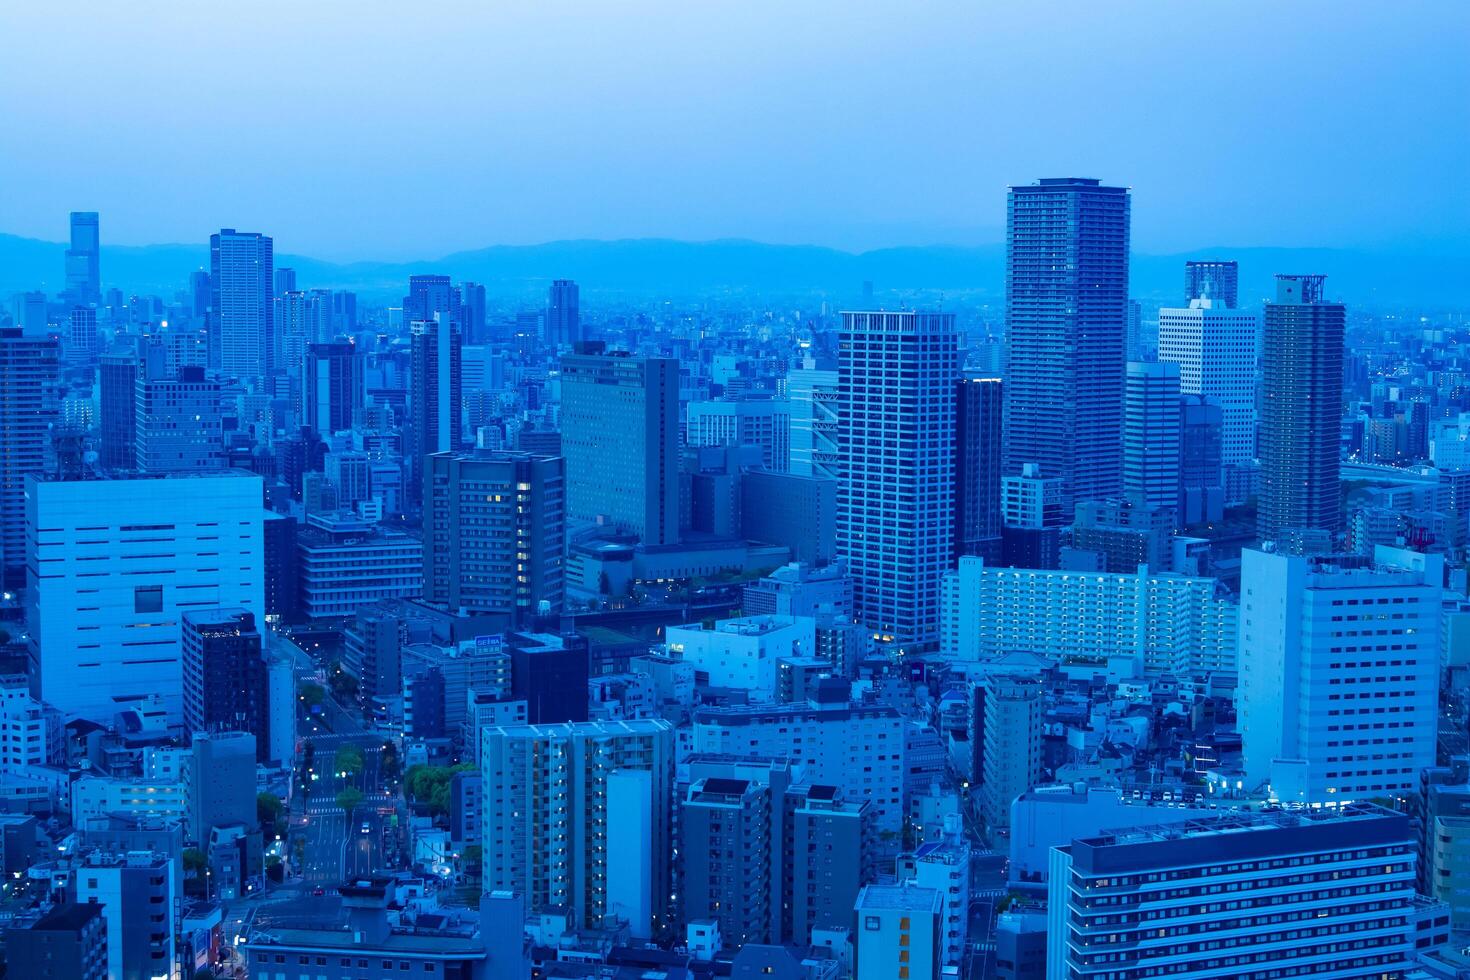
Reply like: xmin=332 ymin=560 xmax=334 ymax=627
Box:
xmin=74 ymin=851 xmax=177 ymax=980
xmin=1157 ymin=297 xmax=1259 ymax=466
xmin=303 ymin=341 xmax=362 ymax=436
xmin=1000 ymin=463 xmax=1064 ymax=570
xmin=1123 ymin=361 xmax=1181 ymax=512
xmin=403 ymin=274 xmax=460 ymax=326
xmin=1046 ymin=804 xmax=1416 ymax=980
xmin=407 ymin=314 xmax=463 ymax=504
xmin=788 ymin=365 xmax=839 ymax=479
xmin=65 ymin=211 xmax=102 ymax=304
xmin=479 ymin=719 xmax=674 ymax=938
xmin=687 ymin=397 xmax=791 ymax=471
xmin=981 ymin=674 xmax=1043 ymax=831
xmin=560 ymin=346 xmax=680 ymax=545
xmin=26 ymin=472 xmax=265 ymax=723
xmin=460 ymin=281 xmax=486 ymax=342
xmin=98 ymin=350 xmax=138 ymax=471
xmin=941 ymin=557 xmax=1237 ymax=677
xmin=423 ymin=449 xmax=565 ymax=622
xmin=1183 ymin=258 xmax=1239 ymax=308
xmin=135 ymin=364 xmax=224 ymax=474
xmin=1003 ymin=178 xmax=1130 ymax=514
xmin=67 ymin=305 xmax=100 ymax=361
xmin=741 ymin=561 xmax=852 ymax=620
xmin=1070 ymin=497 xmax=1174 ymax=574
xmin=740 ymin=470 xmax=836 ymax=565
xmin=956 ymin=375 xmax=1003 ymax=558
xmin=897 ymin=835 xmax=970 ymax=967
xmin=1258 ymin=275 xmax=1345 ymax=540
xmin=547 ymin=278 xmax=580 ymax=346
xmin=6 ymin=903 xmax=107 ymax=980
xmin=210 ymin=228 xmax=274 ymax=379
xmin=1239 ymin=546 xmax=1440 ymax=804
xmin=788 ymin=783 xmax=874 ymax=945
xmin=0 ymin=328 xmax=60 ymax=583
xmin=1178 ymin=396 xmax=1226 ymax=525
xmin=181 ymin=609 xmax=267 ymax=746
xmin=296 ymin=512 xmax=422 ymax=619
xmin=838 ymin=311 xmax=960 ymax=649
xmin=682 ymin=769 xmax=788 ymax=948
xmin=191 ymin=730 xmax=258 ymax=839
xmin=854 ymin=884 xmax=943 ymax=980
xmin=509 ymin=632 xmax=590 ymax=725
xmin=275 ymin=289 xmax=312 ymax=384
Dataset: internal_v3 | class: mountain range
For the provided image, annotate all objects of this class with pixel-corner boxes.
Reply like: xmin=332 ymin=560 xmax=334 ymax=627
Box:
xmin=1 ymin=233 xmax=1461 ymax=308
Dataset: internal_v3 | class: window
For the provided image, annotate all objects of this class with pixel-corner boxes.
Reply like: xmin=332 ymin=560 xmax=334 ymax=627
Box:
xmin=134 ymin=585 xmax=163 ymax=613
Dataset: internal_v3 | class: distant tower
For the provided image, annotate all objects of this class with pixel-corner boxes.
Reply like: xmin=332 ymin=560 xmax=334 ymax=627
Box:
xmin=404 ymin=274 xmax=459 ymax=326
xmin=408 ymin=315 xmax=462 ymax=505
xmin=1258 ymin=275 xmax=1344 ymax=540
xmin=1157 ymin=296 xmax=1260 ymax=466
xmin=838 ymin=311 xmax=960 ymax=648
xmin=64 ymin=211 xmax=101 ymax=305
xmin=99 ymin=349 xmax=139 ymax=471
xmin=1184 ymin=259 xmax=1239 ymax=308
xmin=182 ymin=608 xmax=267 ymax=748
xmin=210 ymin=229 xmax=274 ymax=379
xmin=547 ymin=279 xmax=581 ymax=346
xmin=303 ymin=341 xmax=363 ymax=437
xmin=1002 ymin=178 xmax=1130 ymax=516
xmin=460 ymin=282 xmax=487 ymax=343
xmin=1123 ymin=361 xmax=1182 ymax=513
xmin=273 ymin=267 xmax=297 ymax=297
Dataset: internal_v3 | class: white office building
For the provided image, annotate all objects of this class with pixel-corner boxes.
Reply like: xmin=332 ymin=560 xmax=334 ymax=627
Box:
xmin=686 ymin=397 xmax=791 ymax=472
xmin=787 ymin=365 xmax=838 ymax=479
xmin=666 ymin=615 xmax=815 ymax=699
xmin=941 ymin=557 xmax=1238 ymax=678
xmin=1239 ymin=545 xmax=1441 ymax=805
xmin=478 ymin=719 xmax=673 ymax=939
xmin=1047 ymin=804 xmax=1417 ymax=980
xmin=25 ymin=473 xmax=265 ymax=724
xmin=1157 ymin=298 xmax=1260 ymax=466
xmin=854 ymin=884 xmax=942 ymax=980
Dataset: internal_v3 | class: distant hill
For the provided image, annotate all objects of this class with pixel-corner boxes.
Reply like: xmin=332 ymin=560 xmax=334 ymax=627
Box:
xmin=1 ymin=233 xmax=1461 ymax=308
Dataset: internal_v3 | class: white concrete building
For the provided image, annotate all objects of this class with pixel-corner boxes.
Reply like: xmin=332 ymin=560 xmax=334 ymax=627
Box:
xmin=686 ymin=397 xmax=791 ymax=472
xmin=941 ymin=557 xmax=1237 ymax=678
xmin=478 ymin=719 xmax=673 ymax=938
xmin=25 ymin=473 xmax=265 ymax=724
xmin=666 ymin=614 xmax=815 ymax=699
xmin=1239 ymin=545 xmax=1441 ymax=805
xmin=897 ymin=834 xmax=970 ymax=966
xmin=982 ymin=674 xmax=1043 ymax=831
xmin=1157 ymin=298 xmax=1260 ymax=466
xmin=692 ymin=693 xmax=906 ymax=833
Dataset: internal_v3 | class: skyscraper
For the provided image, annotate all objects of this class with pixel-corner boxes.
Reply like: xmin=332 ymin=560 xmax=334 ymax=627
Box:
xmin=1239 ymin=546 xmax=1439 ymax=805
xmin=0 ymin=328 xmax=60 ymax=583
xmin=64 ymin=211 xmax=101 ymax=305
xmin=1002 ymin=178 xmax=1130 ymax=515
xmin=98 ymin=350 xmax=139 ymax=471
xmin=403 ymin=274 xmax=460 ymax=326
xmin=181 ymin=608 xmax=267 ymax=745
xmin=460 ymin=281 xmax=487 ymax=343
xmin=560 ymin=346 xmax=679 ymax=545
xmin=547 ymin=279 xmax=580 ymax=346
xmin=955 ymin=374 xmax=1003 ymax=559
xmin=1177 ymin=395 xmax=1225 ymax=525
xmin=1157 ymin=297 xmax=1259 ymax=466
xmin=837 ymin=311 xmax=959 ymax=648
xmin=209 ymin=229 xmax=274 ymax=380
xmin=1183 ymin=258 xmax=1239 ymax=308
xmin=422 ymin=449 xmax=565 ymax=622
xmin=1122 ymin=361 xmax=1181 ymax=513
xmin=303 ymin=341 xmax=363 ymax=437
xmin=134 ymin=363 xmax=225 ymax=474
xmin=407 ymin=314 xmax=462 ymax=505
xmin=1257 ymin=274 xmax=1345 ymax=540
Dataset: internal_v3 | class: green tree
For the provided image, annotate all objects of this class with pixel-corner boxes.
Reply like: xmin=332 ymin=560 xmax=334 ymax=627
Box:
xmin=334 ymin=744 xmax=365 ymax=778
xmin=336 ymin=787 xmax=365 ymax=813
xmin=380 ymin=741 xmax=402 ymax=781
xmin=403 ymin=763 xmax=476 ymax=818
xmin=257 ymin=792 xmax=285 ymax=833
xmin=299 ymin=681 xmax=327 ymax=708
xmin=328 ymin=660 xmax=359 ymax=701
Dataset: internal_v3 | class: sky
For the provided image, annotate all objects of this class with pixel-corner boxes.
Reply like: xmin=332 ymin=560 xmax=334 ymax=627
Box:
xmin=1 ymin=1 xmax=1466 ymax=262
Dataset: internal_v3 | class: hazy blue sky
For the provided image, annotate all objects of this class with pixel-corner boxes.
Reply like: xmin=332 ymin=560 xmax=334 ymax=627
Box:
xmin=1 ymin=1 xmax=1466 ymax=261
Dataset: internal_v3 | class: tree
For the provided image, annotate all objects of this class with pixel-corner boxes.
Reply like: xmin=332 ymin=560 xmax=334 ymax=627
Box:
xmin=182 ymin=848 xmax=208 ymax=897
xmin=334 ymin=744 xmax=365 ymax=779
xmin=380 ymin=741 xmax=402 ymax=782
xmin=328 ymin=660 xmax=359 ymax=702
xmin=403 ymin=763 xmax=476 ymax=818
xmin=336 ymin=787 xmax=365 ymax=814
xmin=299 ymin=681 xmax=326 ymax=709
xmin=257 ymin=792 xmax=285 ymax=833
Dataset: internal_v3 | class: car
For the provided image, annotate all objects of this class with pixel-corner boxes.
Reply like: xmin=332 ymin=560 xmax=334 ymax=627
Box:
xmin=361 ymin=822 xmax=371 ymax=834
xmin=311 ymin=887 xmax=325 ymax=897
